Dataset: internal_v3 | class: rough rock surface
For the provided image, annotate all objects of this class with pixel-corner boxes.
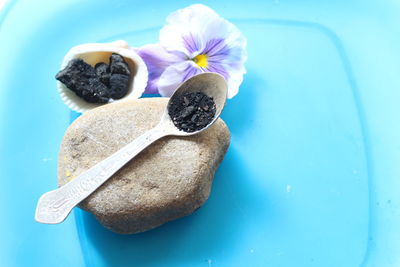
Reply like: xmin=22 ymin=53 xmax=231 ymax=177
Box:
xmin=58 ymin=98 xmax=230 ymax=234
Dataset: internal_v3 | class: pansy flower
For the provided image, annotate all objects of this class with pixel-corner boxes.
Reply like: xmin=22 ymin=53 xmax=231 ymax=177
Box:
xmin=136 ymin=4 xmax=247 ymax=98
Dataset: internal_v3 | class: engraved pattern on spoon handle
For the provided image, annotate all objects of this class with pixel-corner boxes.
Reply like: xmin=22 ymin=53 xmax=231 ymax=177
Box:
xmin=35 ymin=125 xmax=167 ymax=224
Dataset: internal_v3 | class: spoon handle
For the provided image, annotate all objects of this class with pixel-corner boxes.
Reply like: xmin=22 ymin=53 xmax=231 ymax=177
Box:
xmin=35 ymin=124 xmax=167 ymax=224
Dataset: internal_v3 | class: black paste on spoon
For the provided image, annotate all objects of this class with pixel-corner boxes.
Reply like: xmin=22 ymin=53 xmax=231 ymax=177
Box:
xmin=168 ymin=91 xmax=216 ymax=132
xmin=55 ymin=53 xmax=130 ymax=103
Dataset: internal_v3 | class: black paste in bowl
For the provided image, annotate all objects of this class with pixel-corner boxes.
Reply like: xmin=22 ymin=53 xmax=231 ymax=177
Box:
xmin=55 ymin=53 xmax=131 ymax=103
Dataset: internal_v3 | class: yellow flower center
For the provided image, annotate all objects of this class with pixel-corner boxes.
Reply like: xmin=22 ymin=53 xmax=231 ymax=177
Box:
xmin=193 ymin=54 xmax=208 ymax=68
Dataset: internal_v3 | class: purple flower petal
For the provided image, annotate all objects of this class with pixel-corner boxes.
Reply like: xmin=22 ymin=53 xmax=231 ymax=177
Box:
xmin=158 ymin=61 xmax=201 ymax=97
xmin=202 ymin=38 xmax=226 ymax=56
xmin=135 ymin=44 xmax=187 ymax=94
xmin=208 ymin=45 xmax=246 ymax=71
xmin=205 ymin=62 xmax=230 ymax=80
xmin=182 ymin=34 xmax=204 ymax=55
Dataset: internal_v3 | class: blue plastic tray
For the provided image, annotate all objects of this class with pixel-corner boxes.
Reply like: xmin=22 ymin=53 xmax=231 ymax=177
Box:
xmin=1 ymin=1 xmax=400 ymax=266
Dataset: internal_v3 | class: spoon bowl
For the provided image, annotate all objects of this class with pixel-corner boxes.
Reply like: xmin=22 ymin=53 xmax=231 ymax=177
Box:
xmin=162 ymin=72 xmax=228 ymax=136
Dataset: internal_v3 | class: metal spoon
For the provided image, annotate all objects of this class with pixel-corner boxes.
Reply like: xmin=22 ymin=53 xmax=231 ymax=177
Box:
xmin=35 ymin=72 xmax=228 ymax=224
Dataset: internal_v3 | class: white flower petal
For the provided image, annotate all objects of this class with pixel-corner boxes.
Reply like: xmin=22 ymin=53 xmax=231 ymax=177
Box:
xmin=160 ymin=4 xmax=240 ymax=56
xmin=158 ymin=61 xmax=202 ymax=97
xmin=159 ymin=4 xmax=215 ymax=56
xmin=225 ymin=65 xmax=246 ymax=98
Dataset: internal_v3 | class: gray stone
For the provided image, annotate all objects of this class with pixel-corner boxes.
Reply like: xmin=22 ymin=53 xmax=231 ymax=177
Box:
xmin=58 ymin=98 xmax=230 ymax=234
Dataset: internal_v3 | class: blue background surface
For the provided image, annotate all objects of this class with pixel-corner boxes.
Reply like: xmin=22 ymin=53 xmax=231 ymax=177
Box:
xmin=1 ymin=0 xmax=399 ymax=266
